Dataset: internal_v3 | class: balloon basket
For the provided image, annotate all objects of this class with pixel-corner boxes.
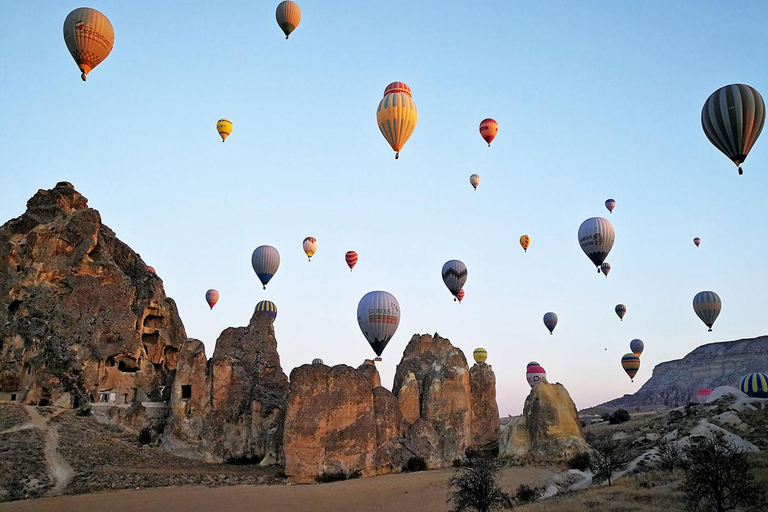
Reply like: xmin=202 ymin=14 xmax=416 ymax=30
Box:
xmin=374 ymin=357 xmax=382 ymax=362
xmin=738 ymin=167 xmax=743 ymax=175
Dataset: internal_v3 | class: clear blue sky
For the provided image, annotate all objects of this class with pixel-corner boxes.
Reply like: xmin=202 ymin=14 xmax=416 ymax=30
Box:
xmin=2 ymin=1 xmax=768 ymax=416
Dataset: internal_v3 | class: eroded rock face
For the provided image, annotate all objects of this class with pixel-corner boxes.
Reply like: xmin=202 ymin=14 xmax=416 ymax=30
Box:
xmin=469 ymin=363 xmax=501 ymax=454
xmin=397 ymin=371 xmax=420 ymax=424
xmin=0 ymin=182 xmax=186 ymax=407
xmin=500 ymin=381 xmax=587 ymax=461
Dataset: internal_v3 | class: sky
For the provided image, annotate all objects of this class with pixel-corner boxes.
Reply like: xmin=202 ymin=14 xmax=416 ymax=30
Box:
xmin=2 ymin=1 xmax=768 ymax=416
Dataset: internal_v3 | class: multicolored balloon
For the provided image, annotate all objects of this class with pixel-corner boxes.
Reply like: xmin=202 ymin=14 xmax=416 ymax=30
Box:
xmin=621 ymin=353 xmax=641 ymax=381
xmin=473 ymin=348 xmax=487 ymax=364
xmin=702 ymin=84 xmax=765 ymax=175
xmin=470 ymin=174 xmax=480 ymax=191
xmin=252 ymin=245 xmax=280 ymax=290
xmin=693 ymin=237 xmax=701 ymax=248
xmin=578 ymin=217 xmax=615 ymax=272
xmin=205 ymin=289 xmax=219 ymax=310
xmin=457 ymin=289 xmax=465 ymax=303
xmin=739 ymin=372 xmax=768 ymax=398
xmin=63 ymin=8 xmax=114 ymax=81
xmin=693 ymin=291 xmax=721 ymax=331
xmin=303 ymin=237 xmax=317 ymax=261
xmin=357 ymin=291 xmax=401 ymax=360
xmin=520 ymin=235 xmax=530 ymax=253
xmin=479 ymin=118 xmax=498 ymax=147
xmin=696 ymin=388 xmax=713 ymax=404
xmin=630 ymin=339 xmax=644 ymax=357
xmin=254 ymin=300 xmax=278 ymax=321
xmin=345 ymin=251 xmax=358 ymax=271
xmin=526 ymin=362 xmax=547 ymax=388
xmin=275 ymin=1 xmax=301 ymax=39
xmin=615 ymin=304 xmax=626 ymax=321
xmin=600 ymin=262 xmax=611 ymax=277
xmin=543 ymin=312 xmax=558 ymax=335
xmin=442 ymin=260 xmax=468 ymax=300
xmin=605 ymin=199 xmax=616 ymax=214
xmin=217 ymin=119 xmax=232 ymax=142
xmin=377 ymin=82 xmax=418 ymax=159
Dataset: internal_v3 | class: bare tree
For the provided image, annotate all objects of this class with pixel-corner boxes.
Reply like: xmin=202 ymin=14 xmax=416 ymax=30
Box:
xmin=656 ymin=438 xmax=684 ymax=472
xmin=447 ymin=455 xmax=514 ymax=512
xmin=681 ymin=431 xmax=766 ymax=512
xmin=585 ymin=431 xmax=627 ymax=486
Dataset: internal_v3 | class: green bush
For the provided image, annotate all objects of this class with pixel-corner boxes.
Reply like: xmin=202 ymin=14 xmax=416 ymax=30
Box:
xmin=567 ymin=451 xmax=592 ymax=471
xmin=315 ymin=471 xmax=348 ymax=483
xmin=608 ymin=409 xmax=631 ymax=424
xmin=226 ymin=454 xmax=263 ymax=465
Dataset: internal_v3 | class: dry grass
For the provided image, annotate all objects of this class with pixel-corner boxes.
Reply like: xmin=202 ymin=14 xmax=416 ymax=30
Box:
xmin=0 ymin=403 xmax=30 ymax=431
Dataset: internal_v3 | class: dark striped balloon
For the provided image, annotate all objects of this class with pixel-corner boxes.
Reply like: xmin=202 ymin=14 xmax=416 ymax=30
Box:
xmin=701 ymin=84 xmax=765 ymax=175
xmin=739 ymin=372 xmax=768 ymax=398
xmin=621 ymin=353 xmax=641 ymax=381
xmin=345 ymin=250 xmax=358 ymax=271
xmin=615 ymin=304 xmax=626 ymax=321
xmin=254 ymin=300 xmax=277 ymax=322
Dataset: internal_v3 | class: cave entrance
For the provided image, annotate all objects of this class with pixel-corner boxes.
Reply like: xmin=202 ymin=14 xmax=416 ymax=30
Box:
xmin=181 ymin=385 xmax=192 ymax=400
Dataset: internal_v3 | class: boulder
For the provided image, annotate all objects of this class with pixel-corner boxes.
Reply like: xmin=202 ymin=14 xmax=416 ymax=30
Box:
xmin=469 ymin=363 xmax=501 ymax=454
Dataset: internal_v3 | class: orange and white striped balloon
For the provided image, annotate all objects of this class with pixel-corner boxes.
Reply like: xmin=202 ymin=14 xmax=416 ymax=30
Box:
xmin=345 ymin=251 xmax=358 ymax=271
xmin=63 ymin=8 xmax=114 ymax=81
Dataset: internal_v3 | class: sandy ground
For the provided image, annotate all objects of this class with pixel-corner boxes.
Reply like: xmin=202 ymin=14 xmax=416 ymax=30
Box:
xmin=0 ymin=466 xmax=553 ymax=512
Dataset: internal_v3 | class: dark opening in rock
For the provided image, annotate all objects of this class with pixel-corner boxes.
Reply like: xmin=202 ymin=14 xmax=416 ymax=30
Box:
xmin=118 ymin=360 xmax=139 ymax=373
xmin=38 ymin=398 xmax=49 ymax=406
xmin=8 ymin=300 xmax=21 ymax=313
xmin=10 ymin=393 xmax=16 ymax=401
xmin=182 ymin=385 xmax=192 ymax=400
xmin=107 ymin=357 xmax=116 ymax=367
xmin=142 ymin=332 xmax=160 ymax=345
xmin=143 ymin=314 xmax=164 ymax=329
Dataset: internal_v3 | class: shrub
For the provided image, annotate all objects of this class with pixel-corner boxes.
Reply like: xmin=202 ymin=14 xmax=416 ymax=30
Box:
xmin=567 ymin=451 xmax=592 ymax=471
xmin=405 ymin=456 xmax=427 ymax=472
xmin=515 ymin=483 xmax=540 ymax=504
xmin=75 ymin=406 xmax=91 ymax=417
xmin=315 ymin=471 xmax=348 ymax=483
xmin=138 ymin=427 xmax=152 ymax=445
xmin=608 ymin=409 xmax=631 ymax=424
xmin=447 ymin=456 xmax=514 ymax=512
xmin=656 ymin=439 xmax=684 ymax=472
xmin=586 ymin=431 xmax=627 ymax=486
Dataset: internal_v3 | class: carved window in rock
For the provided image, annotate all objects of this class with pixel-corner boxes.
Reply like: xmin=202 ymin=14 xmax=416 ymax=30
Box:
xmin=181 ymin=385 xmax=192 ymax=400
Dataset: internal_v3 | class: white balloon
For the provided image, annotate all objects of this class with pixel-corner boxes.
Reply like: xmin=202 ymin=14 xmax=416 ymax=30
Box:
xmin=578 ymin=217 xmax=615 ymax=271
xmin=357 ymin=291 xmax=401 ymax=358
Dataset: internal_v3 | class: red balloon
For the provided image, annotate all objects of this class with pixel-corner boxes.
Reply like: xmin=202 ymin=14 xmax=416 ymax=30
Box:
xmin=205 ymin=289 xmax=219 ymax=310
xmin=345 ymin=251 xmax=358 ymax=271
xmin=479 ymin=118 xmax=498 ymax=146
xmin=457 ymin=289 xmax=465 ymax=303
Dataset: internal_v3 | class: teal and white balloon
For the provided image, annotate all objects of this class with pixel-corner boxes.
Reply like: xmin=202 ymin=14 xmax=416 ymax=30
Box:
xmin=357 ymin=291 xmax=401 ymax=359
xmin=442 ymin=260 xmax=467 ymax=300
xmin=693 ymin=291 xmax=721 ymax=332
xmin=578 ymin=217 xmax=615 ymax=272
xmin=252 ymin=245 xmax=280 ymax=289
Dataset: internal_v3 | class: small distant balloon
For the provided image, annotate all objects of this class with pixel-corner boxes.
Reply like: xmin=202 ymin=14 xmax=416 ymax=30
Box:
xmin=693 ymin=237 xmax=701 ymax=248
xmin=615 ymin=304 xmax=626 ymax=321
xmin=578 ymin=217 xmax=615 ymax=272
xmin=543 ymin=312 xmax=558 ymax=335
xmin=457 ymin=289 xmax=465 ymax=303
xmin=345 ymin=251 xmax=358 ymax=271
xmin=312 ymin=358 xmax=324 ymax=365
xmin=205 ymin=289 xmax=219 ymax=310
xmin=146 ymin=266 xmax=155 ymax=275
xmin=63 ymin=8 xmax=114 ymax=81
xmin=442 ymin=260 xmax=468 ymax=301
xmin=526 ymin=362 xmax=547 ymax=388
xmin=520 ymin=235 xmax=530 ymax=253
xmin=696 ymin=388 xmax=713 ymax=404
xmin=217 ymin=119 xmax=233 ymax=142
xmin=605 ymin=199 xmax=616 ymax=214
xmin=621 ymin=353 xmax=641 ymax=381
xmin=303 ymin=237 xmax=317 ymax=261
xmin=630 ymin=338 xmax=644 ymax=357
xmin=600 ymin=262 xmax=611 ymax=277
xmin=252 ymin=245 xmax=280 ymax=289
xmin=276 ymin=1 xmax=301 ymax=39
xmin=470 ymin=174 xmax=480 ymax=191
xmin=479 ymin=118 xmax=498 ymax=147
xmin=693 ymin=291 xmax=721 ymax=331
xmin=254 ymin=300 xmax=278 ymax=322
xmin=473 ymin=348 xmax=487 ymax=364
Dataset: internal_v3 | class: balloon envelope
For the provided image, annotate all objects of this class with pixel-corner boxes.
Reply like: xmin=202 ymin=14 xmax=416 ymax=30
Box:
xmin=696 ymin=388 xmax=713 ymax=404
xmin=312 ymin=358 xmax=324 ymax=365
xmin=303 ymin=237 xmax=317 ymax=261
xmin=601 ymin=262 xmax=611 ymax=277
xmin=357 ymin=291 xmax=401 ymax=358
xmin=526 ymin=363 xmax=547 ymax=388
xmin=441 ymin=260 xmax=468 ymax=298
xmin=578 ymin=217 xmax=615 ymax=271
xmin=615 ymin=304 xmax=626 ymax=321
xmin=217 ymin=119 xmax=232 ymax=142
xmin=543 ymin=312 xmax=558 ymax=334
xmin=345 ymin=251 xmax=358 ymax=271
xmin=473 ymin=348 xmax=487 ymax=364
xmin=252 ymin=246 xmax=280 ymax=289
xmin=63 ymin=8 xmax=114 ymax=81
xmin=377 ymin=82 xmax=418 ymax=159
xmin=520 ymin=235 xmax=530 ymax=252
xmin=205 ymin=289 xmax=219 ymax=309
xmin=605 ymin=199 xmax=616 ymax=214
xmin=739 ymin=373 xmax=768 ymax=398
xmin=630 ymin=339 xmax=644 ymax=357
xmin=694 ymin=237 xmax=701 ymax=248
xmin=693 ymin=291 xmax=721 ymax=331
xmin=275 ymin=1 xmax=301 ymax=39
xmin=470 ymin=174 xmax=480 ymax=190
xmin=254 ymin=300 xmax=277 ymax=321
xmin=479 ymin=118 xmax=498 ymax=146
xmin=622 ymin=353 xmax=641 ymax=381
xmin=457 ymin=289 xmax=465 ymax=303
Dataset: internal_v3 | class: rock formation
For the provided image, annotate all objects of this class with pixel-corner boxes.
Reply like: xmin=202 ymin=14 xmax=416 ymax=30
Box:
xmin=601 ymin=336 xmax=768 ymax=408
xmin=0 ymin=182 xmax=187 ymax=408
xmin=469 ymin=363 xmax=501 ymax=453
xmin=500 ymin=381 xmax=587 ymax=461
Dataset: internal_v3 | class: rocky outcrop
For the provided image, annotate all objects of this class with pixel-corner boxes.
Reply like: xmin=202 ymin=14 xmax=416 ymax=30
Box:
xmin=500 ymin=381 xmax=587 ymax=461
xmin=396 ymin=371 xmax=420 ymax=424
xmin=470 ymin=363 xmax=501 ymax=454
xmin=601 ymin=336 xmax=768 ymax=409
xmin=0 ymin=182 xmax=186 ymax=408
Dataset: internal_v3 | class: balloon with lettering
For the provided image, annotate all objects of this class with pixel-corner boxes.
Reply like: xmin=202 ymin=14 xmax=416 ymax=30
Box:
xmin=303 ymin=237 xmax=317 ymax=261
xmin=605 ymin=198 xmax=616 ymax=214
xmin=473 ymin=348 xmax=487 ymax=364
xmin=205 ymin=289 xmax=219 ymax=310
xmin=345 ymin=251 xmax=358 ymax=271
xmin=693 ymin=291 xmax=721 ymax=331
xmin=578 ymin=217 xmax=615 ymax=272
xmin=63 ymin=8 xmax=114 ymax=81
xmin=630 ymin=338 xmax=644 ymax=357
xmin=254 ymin=300 xmax=277 ymax=321
xmin=526 ymin=362 xmax=547 ymax=388
xmin=622 ymin=353 xmax=641 ymax=381
xmin=615 ymin=304 xmax=626 ymax=321
xmin=377 ymin=82 xmax=418 ymax=159
xmin=217 ymin=119 xmax=233 ymax=142
xmin=520 ymin=235 xmax=530 ymax=253
xmin=693 ymin=237 xmax=701 ymax=248
xmin=600 ymin=262 xmax=611 ymax=277
xmin=441 ymin=260 xmax=468 ymax=300
xmin=470 ymin=174 xmax=480 ymax=191
xmin=702 ymin=84 xmax=765 ymax=175
xmin=357 ymin=291 xmax=401 ymax=359
xmin=251 ymin=245 xmax=280 ymax=289
xmin=543 ymin=312 xmax=558 ymax=335
xmin=479 ymin=118 xmax=498 ymax=147
xmin=276 ymin=1 xmax=301 ymax=39
xmin=696 ymin=388 xmax=713 ymax=404
xmin=457 ymin=289 xmax=465 ymax=303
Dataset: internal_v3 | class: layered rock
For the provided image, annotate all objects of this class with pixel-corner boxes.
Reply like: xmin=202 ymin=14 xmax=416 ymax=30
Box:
xmin=0 ymin=182 xmax=186 ymax=407
xmin=601 ymin=336 xmax=768 ymax=408
xmin=500 ymin=381 xmax=587 ymax=461
xmin=469 ymin=363 xmax=501 ymax=453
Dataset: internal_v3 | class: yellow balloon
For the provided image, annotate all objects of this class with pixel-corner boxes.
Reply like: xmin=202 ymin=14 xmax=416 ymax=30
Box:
xmin=276 ymin=1 xmax=301 ymax=39
xmin=63 ymin=8 xmax=114 ymax=81
xmin=377 ymin=82 xmax=418 ymax=159
xmin=217 ymin=119 xmax=233 ymax=142
xmin=473 ymin=348 xmax=488 ymax=364
xmin=519 ymin=235 xmax=530 ymax=252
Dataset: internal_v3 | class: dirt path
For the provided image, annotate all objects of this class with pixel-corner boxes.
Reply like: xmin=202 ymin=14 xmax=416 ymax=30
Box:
xmin=0 ymin=466 xmax=553 ymax=512
xmin=23 ymin=407 xmax=73 ymax=496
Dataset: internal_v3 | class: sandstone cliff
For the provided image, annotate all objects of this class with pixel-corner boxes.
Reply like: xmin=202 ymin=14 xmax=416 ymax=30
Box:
xmin=601 ymin=336 xmax=768 ymax=409
xmin=0 ymin=182 xmax=187 ymax=408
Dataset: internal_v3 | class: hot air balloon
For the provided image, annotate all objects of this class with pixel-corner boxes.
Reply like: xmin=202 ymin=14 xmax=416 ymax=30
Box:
xmin=357 ymin=291 xmax=401 ymax=361
xmin=739 ymin=372 xmax=768 ymax=398
xmin=605 ymin=199 xmax=616 ymax=214
xmin=622 ymin=353 xmax=641 ymax=381
xmin=457 ymin=289 xmax=465 ymax=303
xmin=473 ymin=348 xmax=487 ymax=364
xmin=275 ymin=1 xmax=301 ymax=39
xmin=526 ymin=362 xmax=547 ymax=388
xmin=520 ymin=235 xmax=530 ymax=253
xmin=146 ymin=266 xmax=155 ymax=275
xmin=702 ymin=84 xmax=765 ymax=175
xmin=693 ymin=291 xmax=721 ymax=331
xmin=696 ymin=388 xmax=713 ymax=404
xmin=303 ymin=237 xmax=317 ymax=261
xmin=441 ymin=260 xmax=468 ymax=301
xmin=312 ymin=358 xmax=324 ymax=365
xmin=345 ymin=251 xmax=358 ymax=271
xmin=217 ymin=119 xmax=232 ymax=142
xmin=543 ymin=312 xmax=558 ymax=335
xmin=377 ymin=82 xmax=418 ymax=159
xmin=63 ymin=8 xmax=114 ymax=81
xmin=694 ymin=237 xmax=701 ymax=248
xmin=479 ymin=118 xmax=498 ymax=147
xmin=601 ymin=262 xmax=611 ymax=277
xmin=470 ymin=174 xmax=480 ymax=191
xmin=630 ymin=339 xmax=644 ymax=357
xmin=254 ymin=300 xmax=277 ymax=321
xmin=252 ymin=246 xmax=280 ymax=290
xmin=615 ymin=304 xmax=626 ymax=321
xmin=205 ymin=289 xmax=219 ymax=310
xmin=578 ymin=217 xmax=615 ymax=272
